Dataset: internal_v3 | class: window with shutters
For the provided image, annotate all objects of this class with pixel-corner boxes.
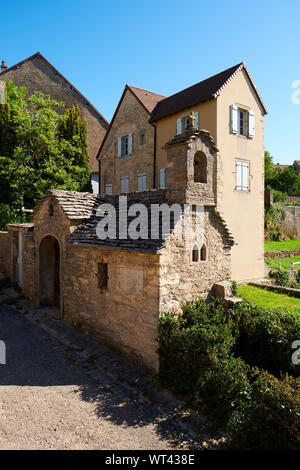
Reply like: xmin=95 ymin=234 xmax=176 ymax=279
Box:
xmin=176 ymin=111 xmax=199 ymax=134
xmin=105 ymin=184 xmax=113 ymax=195
xmin=236 ymin=161 xmax=249 ymax=191
xmin=120 ymin=175 xmax=129 ymax=193
xmin=137 ymin=173 xmax=147 ymax=191
xmin=231 ymin=105 xmax=255 ymax=138
xmin=121 ymin=135 xmax=128 ymax=156
xmin=160 ymin=168 xmax=167 ymax=189
xmin=118 ymin=133 xmax=133 ymax=157
xmin=238 ymin=109 xmax=246 ymax=135
xmin=97 ymin=262 xmax=108 ymax=291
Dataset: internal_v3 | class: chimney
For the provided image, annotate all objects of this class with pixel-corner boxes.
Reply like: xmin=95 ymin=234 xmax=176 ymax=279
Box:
xmin=1 ymin=61 xmax=7 ymax=72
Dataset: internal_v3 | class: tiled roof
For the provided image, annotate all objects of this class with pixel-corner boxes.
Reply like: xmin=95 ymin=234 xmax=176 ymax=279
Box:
xmin=0 ymin=52 xmax=109 ymax=127
xmin=67 ymin=189 xmax=234 ymax=252
xmin=127 ymin=85 xmax=165 ymax=113
xmin=272 ymin=164 xmax=290 ymax=170
xmin=33 ymin=189 xmax=99 ymax=220
xmin=67 ymin=190 xmax=168 ymax=253
xmin=151 ymin=62 xmax=267 ymax=121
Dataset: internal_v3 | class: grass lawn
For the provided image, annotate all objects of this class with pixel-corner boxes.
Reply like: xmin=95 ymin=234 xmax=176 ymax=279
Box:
xmin=264 ymin=239 xmax=300 ymax=251
xmin=238 ymin=284 xmax=300 ymax=313
xmin=264 ymin=255 xmax=300 ymax=271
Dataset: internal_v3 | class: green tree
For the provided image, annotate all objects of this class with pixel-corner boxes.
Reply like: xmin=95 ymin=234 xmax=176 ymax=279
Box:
xmin=0 ymin=81 xmax=92 ymax=209
xmin=58 ymin=106 xmax=92 ymax=192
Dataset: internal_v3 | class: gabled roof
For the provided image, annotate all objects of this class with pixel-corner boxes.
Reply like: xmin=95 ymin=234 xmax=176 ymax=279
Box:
xmin=33 ymin=189 xmax=99 ymax=220
xmin=97 ymin=84 xmax=165 ymax=160
xmin=0 ymin=52 xmax=109 ymax=127
xmin=150 ymin=62 xmax=268 ymax=122
xmin=127 ymin=85 xmax=165 ymax=113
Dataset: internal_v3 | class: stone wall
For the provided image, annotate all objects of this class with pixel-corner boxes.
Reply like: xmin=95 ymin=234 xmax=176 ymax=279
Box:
xmin=63 ymin=246 xmax=160 ymax=373
xmin=0 ymin=231 xmax=11 ymax=277
xmin=274 ymin=203 xmax=300 ymax=239
xmin=100 ymin=88 xmax=155 ymax=193
xmin=265 ymin=249 xmax=300 ymax=259
xmin=1 ymin=55 xmax=108 ymax=174
xmin=159 ymin=206 xmax=232 ymax=312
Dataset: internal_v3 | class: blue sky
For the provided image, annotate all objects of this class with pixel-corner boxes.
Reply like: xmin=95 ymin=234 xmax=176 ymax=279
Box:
xmin=1 ymin=0 xmax=299 ymax=164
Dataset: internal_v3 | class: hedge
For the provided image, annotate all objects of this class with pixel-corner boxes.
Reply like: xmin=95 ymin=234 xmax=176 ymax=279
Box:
xmin=157 ymin=298 xmax=300 ymax=449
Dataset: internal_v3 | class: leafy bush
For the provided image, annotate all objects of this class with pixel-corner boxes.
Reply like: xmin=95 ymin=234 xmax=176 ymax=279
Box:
xmin=231 ymin=280 xmax=238 ymax=296
xmin=274 ymin=270 xmax=290 ymax=287
xmin=157 ymin=298 xmax=300 ymax=449
xmin=273 ymin=189 xmax=287 ymax=203
xmin=233 ymin=301 xmax=300 ymax=377
xmin=0 ymin=203 xmax=31 ymax=231
xmin=157 ymin=299 xmax=235 ymax=397
xmin=194 ymin=357 xmax=300 ymax=450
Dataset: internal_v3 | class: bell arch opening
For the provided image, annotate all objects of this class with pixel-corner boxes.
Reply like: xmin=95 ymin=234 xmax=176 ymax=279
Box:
xmin=39 ymin=235 xmax=60 ymax=307
xmin=194 ymin=151 xmax=207 ymax=183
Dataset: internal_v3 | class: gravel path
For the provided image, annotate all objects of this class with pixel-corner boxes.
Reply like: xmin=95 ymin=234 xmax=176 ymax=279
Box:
xmin=0 ymin=285 xmax=228 ymax=450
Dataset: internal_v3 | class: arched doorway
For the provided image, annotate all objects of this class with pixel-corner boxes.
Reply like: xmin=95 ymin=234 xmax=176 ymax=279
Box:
xmin=39 ymin=235 xmax=60 ymax=307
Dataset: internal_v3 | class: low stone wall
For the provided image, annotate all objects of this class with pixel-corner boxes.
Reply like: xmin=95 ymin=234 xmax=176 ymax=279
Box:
xmin=249 ymin=281 xmax=300 ymax=298
xmin=0 ymin=231 xmax=11 ymax=278
xmin=265 ymin=249 xmax=300 ymax=259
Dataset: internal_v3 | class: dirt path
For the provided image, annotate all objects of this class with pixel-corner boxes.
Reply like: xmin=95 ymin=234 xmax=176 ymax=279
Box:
xmin=0 ymin=285 xmax=227 ymax=450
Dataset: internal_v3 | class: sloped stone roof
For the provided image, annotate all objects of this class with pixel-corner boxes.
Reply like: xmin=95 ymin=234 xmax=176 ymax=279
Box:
xmin=66 ymin=189 xmax=234 ymax=253
xmin=33 ymin=189 xmax=99 ymax=220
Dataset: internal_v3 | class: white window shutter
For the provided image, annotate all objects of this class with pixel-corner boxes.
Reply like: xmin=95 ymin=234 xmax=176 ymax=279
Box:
xmin=128 ymin=132 xmax=133 ymax=155
xmin=248 ymin=111 xmax=255 ymax=138
xmin=242 ymin=163 xmax=249 ymax=190
xmin=231 ymin=105 xmax=238 ymax=134
xmin=121 ymin=176 xmax=129 ymax=193
xmin=117 ymin=137 xmax=122 ymax=157
xmin=138 ymin=173 xmax=147 ymax=191
xmin=105 ymin=184 xmax=113 ymax=195
xmin=193 ymin=111 xmax=199 ymax=129
xmin=236 ymin=162 xmax=242 ymax=189
xmin=160 ymin=168 xmax=167 ymax=188
xmin=176 ymin=118 xmax=182 ymax=135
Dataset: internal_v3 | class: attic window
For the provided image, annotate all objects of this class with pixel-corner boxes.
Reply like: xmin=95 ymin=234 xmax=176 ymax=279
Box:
xmin=49 ymin=204 xmax=54 ymax=216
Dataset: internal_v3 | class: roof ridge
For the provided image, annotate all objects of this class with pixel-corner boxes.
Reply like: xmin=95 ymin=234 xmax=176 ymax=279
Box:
xmin=158 ymin=62 xmax=243 ymax=103
xmin=127 ymin=84 xmax=166 ymax=98
xmin=0 ymin=52 xmax=109 ymax=127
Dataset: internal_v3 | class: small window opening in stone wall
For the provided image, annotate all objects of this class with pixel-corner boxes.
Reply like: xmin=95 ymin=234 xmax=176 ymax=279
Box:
xmin=201 ymin=244 xmax=207 ymax=261
xmin=192 ymin=245 xmax=199 ymax=262
xmin=194 ymin=151 xmax=207 ymax=183
xmin=97 ymin=262 xmax=108 ymax=290
xmin=49 ymin=204 xmax=54 ymax=216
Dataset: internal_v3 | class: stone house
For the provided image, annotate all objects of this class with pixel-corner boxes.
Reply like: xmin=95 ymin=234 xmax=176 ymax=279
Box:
xmin=98 ymin=62 xmax=268 ymax=281
xmin=0 ymin=53 xmax=109 ymax=192
xmin=0 ymin=128 xmax=234 ymax=372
